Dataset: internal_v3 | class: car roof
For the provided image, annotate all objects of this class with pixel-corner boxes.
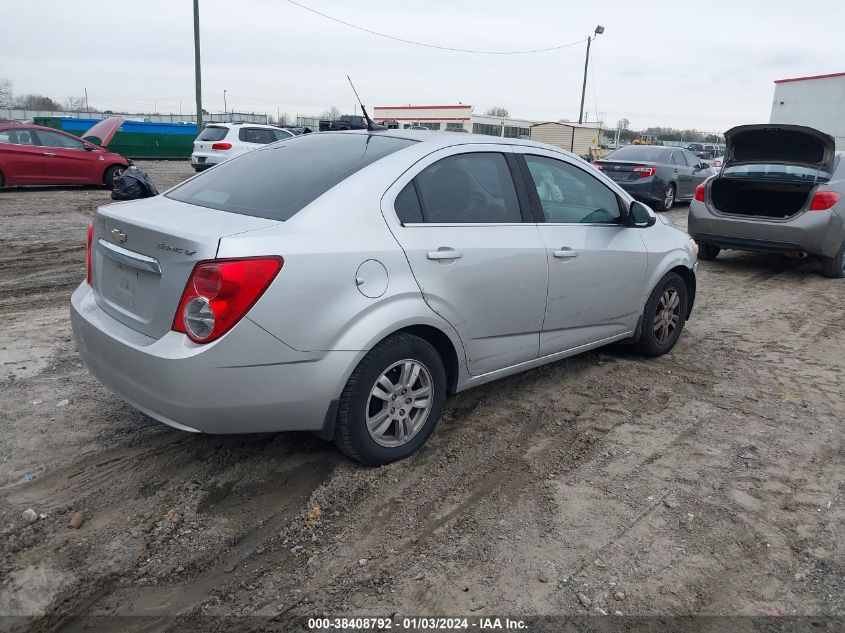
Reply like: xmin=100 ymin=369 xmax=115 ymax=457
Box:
xmin=206 ymin=122 xmax=282 ymax=129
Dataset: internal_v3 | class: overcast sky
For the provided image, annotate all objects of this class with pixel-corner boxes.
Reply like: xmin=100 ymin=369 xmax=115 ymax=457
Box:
xmin=2 ymin=0 xmax=843 ymax=133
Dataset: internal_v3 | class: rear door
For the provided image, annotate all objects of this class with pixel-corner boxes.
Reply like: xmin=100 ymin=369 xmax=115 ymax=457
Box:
xmin=515 ymin=148 xmax=648 ymax=355
xmin=0 ymin=127 xmax=45 ymax=183
xmin=683 ymin=150 xmax=710 ymax=189
xmin=31 ymin=129 xmax=98 ymax=184
xmin=384 ymin=145 xmax=548 ymax=376
xmin=237 ymin=127 xmax=280 ymax=157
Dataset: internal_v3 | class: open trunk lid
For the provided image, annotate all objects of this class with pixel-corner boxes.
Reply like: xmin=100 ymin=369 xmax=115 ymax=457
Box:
xmin=82 ymin=116 xmax=125 ymax=148
xmin=724 ymin=124 xmax=835 ymax=173
xmin=91 ymin=196 xmax=278 ymax=339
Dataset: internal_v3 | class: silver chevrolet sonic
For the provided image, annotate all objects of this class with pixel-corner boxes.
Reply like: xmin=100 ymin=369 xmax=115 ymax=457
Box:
xmin=71 ymin=131 xmax=698 ymax=465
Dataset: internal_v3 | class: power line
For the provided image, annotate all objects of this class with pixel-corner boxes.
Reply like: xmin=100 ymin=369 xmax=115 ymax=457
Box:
xmin=286 ymin=0 xmax=587 ymax=55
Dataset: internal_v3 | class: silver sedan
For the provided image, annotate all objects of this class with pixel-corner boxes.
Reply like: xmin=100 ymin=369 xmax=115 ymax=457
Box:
xmin=71 ymin=131 xmax=698 ymax=464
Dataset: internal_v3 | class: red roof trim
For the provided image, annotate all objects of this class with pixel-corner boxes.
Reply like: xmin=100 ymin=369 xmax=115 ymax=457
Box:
xmin=774 ymin=71 xmax=845 ymax=84
xmin=374 ymin=117 xmax=470 ymax=121
xmin=374 ymin=105 xmax=472 ymax=111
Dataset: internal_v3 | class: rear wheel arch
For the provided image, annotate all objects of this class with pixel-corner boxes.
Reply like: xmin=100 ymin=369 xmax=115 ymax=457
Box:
xmin=0 ymin=169 xmax=5 ymax=188
xmin=391 ymin=324 xmax=460 ymax=393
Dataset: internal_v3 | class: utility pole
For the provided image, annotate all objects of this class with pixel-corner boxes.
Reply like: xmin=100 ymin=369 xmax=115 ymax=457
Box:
xmin=223 ymin=90 xmax=227 ymax=118
xmin=578 ymin=25 xmax=604 ymax=125
xmin=84 ymin=88 xmax=89 ymax=115
xmin=193 ymin=0 xmax=203 ymax=132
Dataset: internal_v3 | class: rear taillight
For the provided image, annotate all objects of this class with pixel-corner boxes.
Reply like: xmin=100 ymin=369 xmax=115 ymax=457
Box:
xmin=593 ymin=162 xmax=604 ymax=170
xmin=809 ymin=191 xmax=840 ymax=211
xmin=172 ymin=257 xmax=283 ymax=343
xmin=694 ymin=182 xmax=706 ymax=202
xmin=633 ymin=166 xmax=657 ymax=178
xmin=86 ymin=223 xmax=93 ymax=284
xmin=211 ymin=142 xmax=232 ymax=151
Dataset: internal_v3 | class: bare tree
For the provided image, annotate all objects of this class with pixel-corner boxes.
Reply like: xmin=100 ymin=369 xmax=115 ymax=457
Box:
xmin=13 ymin=94 xmax=63 ymax=111
xmin=0 ymin=78 xmax=12 ymax=108
xmin=616 ymin=118 xmax=630 ymax=131
xmin=484 ymin=106 xmax=510 ymax=117
xmin=64 ymin=96 xmax=87 ymax=111
xmin=320 ymin=106 xmax=341 ymax=120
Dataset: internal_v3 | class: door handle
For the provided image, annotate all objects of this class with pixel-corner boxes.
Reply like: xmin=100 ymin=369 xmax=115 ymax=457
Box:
xmin=427 ymin=249 xmax=463 ymax=261
xmin=43 ymin=152 xmax=56 ymax=156
xmin=553 ymin=248 xmax=579 ymax=259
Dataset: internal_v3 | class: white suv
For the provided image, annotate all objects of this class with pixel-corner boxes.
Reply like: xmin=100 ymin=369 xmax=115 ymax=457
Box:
xmin=191 ymin=122 xmax=295 ymax=171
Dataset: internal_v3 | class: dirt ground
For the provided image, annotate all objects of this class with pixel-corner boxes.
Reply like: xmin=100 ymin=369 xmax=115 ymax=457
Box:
xmin=1 ymin=161 xmax=843 ymax=631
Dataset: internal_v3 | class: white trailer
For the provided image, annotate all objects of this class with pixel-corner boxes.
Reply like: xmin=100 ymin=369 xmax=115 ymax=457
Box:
xmin=770 ymin=72 xmax=845 ymax=150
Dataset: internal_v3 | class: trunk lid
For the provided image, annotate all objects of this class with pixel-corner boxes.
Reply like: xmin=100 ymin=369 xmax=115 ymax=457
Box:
xmin=724 ymin=124 xmax=835 ymax=173
xmin=82 ymin=116 xmax=125 ymax=148
xmin=596 ymin=160 xmax=659 ymax=182
xmin=92 ymin=196 xmax=278 ymax=338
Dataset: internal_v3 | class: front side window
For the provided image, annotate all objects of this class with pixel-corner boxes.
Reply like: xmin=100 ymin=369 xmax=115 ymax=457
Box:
xmin=682 ymin=151 xmax=701 ymax=168
xmin=33 ymin=130 xmax=85 ymax=149
xmin=168 ymin=133 xmax=416 ymax=221
xmin=412 ymin=152 xmax=521 ymax=224
xmin=239 ymin=128 xmax=278 ymax=144
xmin=524 ymin=154 xmax=621 ymax=224
xmin=274 ymin=129 xmax=294 ymax=141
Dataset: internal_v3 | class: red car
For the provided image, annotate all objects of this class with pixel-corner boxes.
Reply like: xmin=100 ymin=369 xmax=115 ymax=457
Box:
xmin=0 ymin=117 xmax=130 ymax=189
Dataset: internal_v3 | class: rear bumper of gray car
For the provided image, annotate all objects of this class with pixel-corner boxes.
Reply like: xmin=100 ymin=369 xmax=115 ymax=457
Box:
xmin=688 ymin=201 xmax=844 ymax=258
xmin=70 ymin=283 xmax=359 ymax=434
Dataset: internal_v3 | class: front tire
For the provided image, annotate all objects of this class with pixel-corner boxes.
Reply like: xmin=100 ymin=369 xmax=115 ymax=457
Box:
xmin=657 ymin=183 xmax=676 ymax=212
xmin=334 ymin=333 xmax=447 ymax=465
xmin=697 ymin=242 xmax=720 ymax=261
xmin=103 ymin=165 xmax=125 ymax=190
xmin=820 ymin=241 xmax=845 ymax=279
xmin=633 ymin=272 xmax=689 ymax=357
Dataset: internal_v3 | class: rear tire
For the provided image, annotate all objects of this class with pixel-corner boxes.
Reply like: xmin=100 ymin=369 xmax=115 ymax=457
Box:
xmin=0 ymin=171 xmax=5 ymax=188
xmin=334 ymin=333 xmax=447 ymax=465
xmin=697 ymin=242 xmax=720 ymax=261
xmin=820 ymin=241 xmax=845 ymax=279
xmin=103 ymin=165 xmax=125 ymax=190
xmin=633 ymin=272 xmax=688 ymax=357
xmin=657 ymin=183 xmax=675 ymax=212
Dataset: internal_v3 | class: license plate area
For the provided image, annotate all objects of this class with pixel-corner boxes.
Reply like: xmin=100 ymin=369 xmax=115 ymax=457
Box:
xmin=197 ymin=156 xmax=206 ymax=164
xmin=95 ymin=255 xmax=160 ymax=326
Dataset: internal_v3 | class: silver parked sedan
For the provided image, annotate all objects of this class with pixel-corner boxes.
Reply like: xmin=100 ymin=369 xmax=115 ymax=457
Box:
xmin=71 ymin=131 xmax=698 ymax=464
xmin=689 ymin=124 xmax=845 ymax=277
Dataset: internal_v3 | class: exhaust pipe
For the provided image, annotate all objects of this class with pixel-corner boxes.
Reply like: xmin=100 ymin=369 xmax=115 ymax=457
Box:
xmin=785 ymin=251 xmax=808 ymax=259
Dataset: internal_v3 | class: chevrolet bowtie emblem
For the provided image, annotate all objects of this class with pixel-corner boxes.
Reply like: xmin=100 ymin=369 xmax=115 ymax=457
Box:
xmin=111 ymin=228 xmax=127 ymax=243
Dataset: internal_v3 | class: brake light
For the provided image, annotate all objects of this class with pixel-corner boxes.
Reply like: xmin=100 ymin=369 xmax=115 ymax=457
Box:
xmin=809 ymin=191 xmax=840 ymax=211
xmin=211 ymin=142 xmax=232 ymax=151
xmin=694 ymin=182 xmax=706 ymax=202
xmin=173 ymin=257 xmax=283 ymax=343
xmin=633 ymin=166 xmax=657 ymax=178
xmin=86 ymin=223 xmax=93 ymax=284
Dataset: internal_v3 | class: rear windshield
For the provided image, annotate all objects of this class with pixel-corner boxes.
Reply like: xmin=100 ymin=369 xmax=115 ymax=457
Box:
xmin=197 ymin=126 xmax=228 ymax=141
xmin=167 ymin=133 xmax=416 ymax=220
xmin=606 ymin=146 xmax=669 ymax=162
xmin=722 ymin=164 xmax=830 ymax=181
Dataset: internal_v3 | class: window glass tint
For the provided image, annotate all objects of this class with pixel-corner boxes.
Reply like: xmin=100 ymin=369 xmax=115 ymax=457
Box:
xmin=167 ymin=133 xmax=416 ymax=221
xmin=722 ymin=164 xmax=826 ymax=181
xmin=415 ymin=152 xmax=521 ymax=223
xmin=525 ymin=154 xmax=621 ymax=224
xmin=606 ymin=146 xmax=669 ymax=162
xmin=0 ymin=128 xmax=36 ymax=145
xmin=34 ymin=130 xmax=85 ymax=149
xmin=198 ymin=126 xmax=228 ymax=141
xmin=394 ymin=182 xmax=423 ymax=224
xmin=274 ymin=129 xmax=294 ymax=141
xmin=239 ymin=128 xmax=278 ymax=144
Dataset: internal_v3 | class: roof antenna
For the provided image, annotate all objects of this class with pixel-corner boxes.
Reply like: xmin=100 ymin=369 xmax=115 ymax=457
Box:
xmin=347 ymin=75 xmax=385 ymax=131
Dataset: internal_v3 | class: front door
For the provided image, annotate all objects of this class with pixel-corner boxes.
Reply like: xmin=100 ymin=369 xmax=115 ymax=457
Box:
xmin=515 ymin=149 xmax=648 ymax=355
xmin=32 ymin=129 xmax=99 ymax=184
xmin=384 ymin=146 xmax=548 ymax=376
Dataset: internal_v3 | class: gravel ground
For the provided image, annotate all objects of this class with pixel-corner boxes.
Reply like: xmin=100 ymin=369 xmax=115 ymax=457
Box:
xmin=0 ymin=161 xmax=843 ymax=631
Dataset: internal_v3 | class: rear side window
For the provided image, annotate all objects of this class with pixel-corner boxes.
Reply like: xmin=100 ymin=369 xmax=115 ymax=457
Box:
xmin=413 ymin=153 xmax=521 ymax=223
xmin=239 ymin=128 xmax=278 ymax=144
xmin=198 ymin=126 xmax=228 ymax=141
xmin=395 ymin=182 xmax=424 ymax=224
xmin=168 ymin=133 xmax=417 ymax=221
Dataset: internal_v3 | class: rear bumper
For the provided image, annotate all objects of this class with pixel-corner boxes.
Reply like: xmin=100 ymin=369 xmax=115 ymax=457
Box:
xmin=70 ymin=283 xmax=360 ymax=434
xmin=688 ymin=200 xmax=844 ymax=257
xmin=613 ymin=177 xmax=664 ymax=204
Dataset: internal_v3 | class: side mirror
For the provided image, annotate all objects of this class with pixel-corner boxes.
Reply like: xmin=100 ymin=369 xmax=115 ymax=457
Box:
xmin=629 ymin=201 xmax=656 ymax=227
xmin=83 ymin=144 xmax=94 ymax=151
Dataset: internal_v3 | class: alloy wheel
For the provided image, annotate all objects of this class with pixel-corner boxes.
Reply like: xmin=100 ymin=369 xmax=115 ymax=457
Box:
xmin=366 ymin=359 xmax=433 ymax=448
xmin=664 ymin=185 xmax=675 ymax=209
xmin=653 ymin=288 xmax=681 ymax=344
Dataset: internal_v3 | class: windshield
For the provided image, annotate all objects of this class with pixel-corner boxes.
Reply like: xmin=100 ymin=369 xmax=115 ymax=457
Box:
xmin=168 ymin=133 xmax=417 ymax=221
